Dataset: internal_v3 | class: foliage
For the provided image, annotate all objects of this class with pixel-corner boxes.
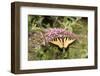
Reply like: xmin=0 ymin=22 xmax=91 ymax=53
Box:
xmin=28 ymin=15 xmax=88 ymax=60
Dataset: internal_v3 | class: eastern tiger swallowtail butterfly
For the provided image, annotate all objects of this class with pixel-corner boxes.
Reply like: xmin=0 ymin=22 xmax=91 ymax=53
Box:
xmin=50 ymin=37 xmax=75 ymax=48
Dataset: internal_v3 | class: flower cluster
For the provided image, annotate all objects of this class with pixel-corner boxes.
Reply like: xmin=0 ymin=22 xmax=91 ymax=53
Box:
xmin=44 ymin=28 xmax=79 ymax=43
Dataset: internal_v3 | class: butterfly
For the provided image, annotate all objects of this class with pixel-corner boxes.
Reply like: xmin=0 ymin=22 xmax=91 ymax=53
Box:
xmin=50 ymin=37 xmax=75 ymax=48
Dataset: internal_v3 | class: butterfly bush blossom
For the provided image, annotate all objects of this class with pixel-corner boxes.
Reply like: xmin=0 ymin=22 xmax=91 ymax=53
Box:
xmin=44 ymin=28 xmax=79 ymax=43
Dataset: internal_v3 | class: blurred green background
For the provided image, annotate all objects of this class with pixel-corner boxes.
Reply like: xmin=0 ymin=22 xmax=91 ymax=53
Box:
xmin=28 ymin=15 xmax=88 ymax=60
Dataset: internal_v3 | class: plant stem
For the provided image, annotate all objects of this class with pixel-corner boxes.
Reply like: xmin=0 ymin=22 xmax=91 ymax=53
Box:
xmin=63 ymin=48 xmax=65 ymax=54
xmin=67 ymin=50 xmax=69 ymax=59
xmin=62 ymin=48 xmax=69 ymax=59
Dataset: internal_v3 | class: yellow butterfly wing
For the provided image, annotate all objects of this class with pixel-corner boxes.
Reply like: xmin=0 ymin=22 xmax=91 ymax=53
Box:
xmin=50 ymin=38 xmax=63 ymax=48
xmin=64 ymin=37 xmax=75 ymax=48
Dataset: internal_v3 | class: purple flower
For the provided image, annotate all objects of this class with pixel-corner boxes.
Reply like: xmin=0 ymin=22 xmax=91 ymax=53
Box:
xmin=44 ymin=28 xmax=79 ymax=43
